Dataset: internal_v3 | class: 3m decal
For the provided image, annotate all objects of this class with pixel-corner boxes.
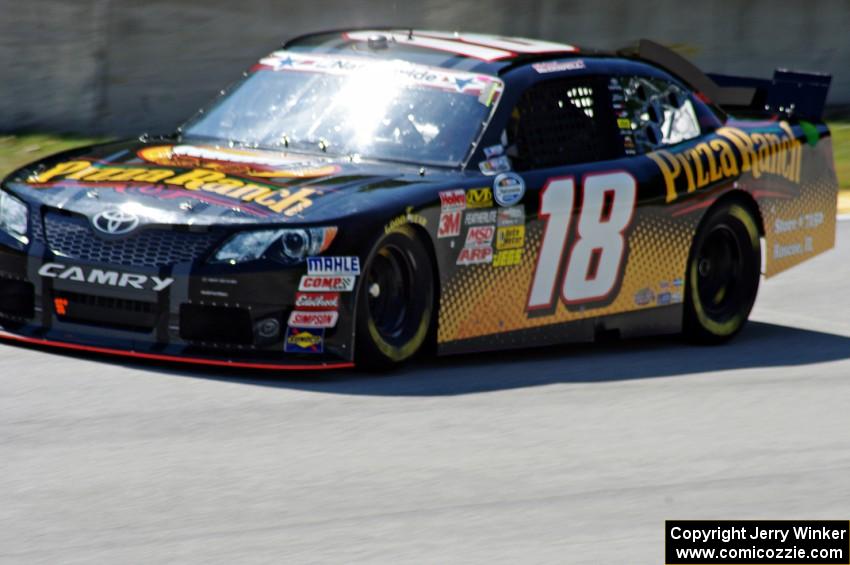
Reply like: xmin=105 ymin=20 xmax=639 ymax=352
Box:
xmin=284 ymin=326 xmax=324 ymax=353
xmin=438 ymin=211 xmax=462 ymax=238
xmin=456 ymin=245 xmax=493 ymax=265
xmin=438 ymin=189 xmax=466 ymax=211
xmin=306 ymin=256 xmax=361 ymax=275
xmin=465 ymin=225 xmax=495 ymax=247
xmin=298 ymin=275 xmax=356 ymax=292
xmin=466 ymin=187 xmax=494 ymax=208
xmin=288 ymin=310 xmax=339 ymax=328
xmin=648 ymin=122 xmax=802 ymax=203
xmin=29 ymin=160 xmax=316 ymax=217
xmin=294 ymin=292 xmax=340 ymax=310
xmin=496 ymin=225 xmax=524 ymax=250
xmin=527 ymin=171 xmax=637 ymax=311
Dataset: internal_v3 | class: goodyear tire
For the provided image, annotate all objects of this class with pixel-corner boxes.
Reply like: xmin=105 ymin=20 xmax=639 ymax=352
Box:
xmin=355 ymin=225 xmax=435 ymax=369
xmin=683 ymin=202 xmax=761 ymax=343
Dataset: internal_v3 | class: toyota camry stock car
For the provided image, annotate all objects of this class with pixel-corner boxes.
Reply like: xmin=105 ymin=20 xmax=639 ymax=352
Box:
xmin=0 ymin=30 xmax=837 ymax=370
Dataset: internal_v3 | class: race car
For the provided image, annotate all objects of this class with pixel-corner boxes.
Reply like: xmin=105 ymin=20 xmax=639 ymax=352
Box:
xmin=0 ymin=30 xmax=837 ymax=370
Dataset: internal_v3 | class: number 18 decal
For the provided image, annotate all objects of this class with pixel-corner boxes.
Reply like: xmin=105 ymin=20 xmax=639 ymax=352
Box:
xmin=527 ymin=171 xmax=637 ymax=311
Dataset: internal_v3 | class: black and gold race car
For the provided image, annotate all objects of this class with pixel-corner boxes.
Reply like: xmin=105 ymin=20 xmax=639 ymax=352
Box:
xmin=0 ymin=30 xmax=837 ymax=370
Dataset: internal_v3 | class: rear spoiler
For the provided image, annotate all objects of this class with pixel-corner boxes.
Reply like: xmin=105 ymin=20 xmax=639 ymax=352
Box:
xmin=618 ymin=39 xmax=832 ymax=120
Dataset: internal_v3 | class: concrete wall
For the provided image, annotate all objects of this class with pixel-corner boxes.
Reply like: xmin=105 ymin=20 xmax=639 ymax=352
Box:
xmin=1 ymin=0 xmax=848 ymax=136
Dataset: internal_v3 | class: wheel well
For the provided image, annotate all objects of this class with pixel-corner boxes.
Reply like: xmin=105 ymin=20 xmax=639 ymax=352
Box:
xmin=708 ymin=190 xmax=765 ymax=237
xmin=406 ymin=223 xmax=441 ymax=349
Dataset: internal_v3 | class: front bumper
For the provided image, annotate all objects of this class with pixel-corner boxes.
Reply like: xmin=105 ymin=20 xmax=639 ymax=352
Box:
xmin=0 ymin=216 xmax=357 ymax=371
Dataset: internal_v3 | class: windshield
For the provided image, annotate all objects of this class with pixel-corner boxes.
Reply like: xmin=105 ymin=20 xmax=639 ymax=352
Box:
xmin=183 ymin=52 xmax=504 ymax=167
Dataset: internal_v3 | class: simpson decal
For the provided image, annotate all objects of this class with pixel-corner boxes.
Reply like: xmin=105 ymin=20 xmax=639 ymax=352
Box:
xmin=288 ymin=310 xmax=339 ymax=328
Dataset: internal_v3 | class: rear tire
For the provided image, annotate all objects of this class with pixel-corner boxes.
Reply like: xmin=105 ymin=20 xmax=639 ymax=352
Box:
xmin=355 ymin=225 xmax=435 ymax=370
xmin=683 ymin=202 xmax=761 ymax=343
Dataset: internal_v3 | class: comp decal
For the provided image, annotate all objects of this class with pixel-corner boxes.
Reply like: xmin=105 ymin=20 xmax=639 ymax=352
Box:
xmin=28 ymin=161 xmax=317 ymax=217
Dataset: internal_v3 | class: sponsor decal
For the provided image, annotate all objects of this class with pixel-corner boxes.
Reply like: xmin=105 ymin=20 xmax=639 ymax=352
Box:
xmin=438 ymin=189 xmax=466 ymax=211
xmin=466 ymin=187 xmax=494 ymax=209
xmin=774 ymin=212 xmax=824 ymax=234
xmin=298 ymin=275 xmax=356 ymax=292
xmin=659 ymin=280 xmax=670 ymax=289
xmin=28 ymin=160 xmax=317 ymax=217
xmin=616 ymin=117 xmax=632 ymax=130
xmin=497 ymin=206 xmax=525 ymax=227
xmin=774 ymin=237 xmax=813 ymax=259
xmin=306 ymin=256 xmax=360 ymax=275
xmin=465 ymin=225 xmax=495 ymax=247
xmin=648 ymin=121 xmax=803 ymax=203
xmin=483 ymin=144 xmax=504 ymax=158
xmin=673 ymin=278 xmax=684 ymax=287
xmin=532 ymin=59 xmax=586 ymax=74
xmin=384 ymin=206 xmax=428 ymax=233
xmin=671 ymin=292 xmax=683 ymax=303
xmin=38 ymin=262 xmax=173 ymax=292
xmin=294 ymin=292 xmax=340 ymax=310
xmin=465 ymin=209 xmax=497 ymax=225
xmin=288 ymin=310 xmax=339 ymax=328
xmin=493 ymin=248 xmax=522 ymax=267
xmin=493 ymin=172 xmax=525 ymax=207
xmin=634 ymin=287 xmax=655 ymax=307
xmin=496 ymin=225 xmax=525 ymax=250
xmin=478 ymin=155 xmax=512 ymax=175
xmin=284 ymin=326 xmax=324 ymax=353
xmin=137 ymin=145 xmax=340 ymax=179
xmin=456 ymin=245 xmax=493 ymax=265
xmin=657 ymin=292 xmax=672 ymax=306
xmin=437 ymin=211 xmax=462 ymax=238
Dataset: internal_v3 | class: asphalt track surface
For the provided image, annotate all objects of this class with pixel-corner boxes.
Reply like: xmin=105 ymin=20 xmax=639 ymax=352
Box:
xmin=2 ymin=222 xmax=849 ymax=565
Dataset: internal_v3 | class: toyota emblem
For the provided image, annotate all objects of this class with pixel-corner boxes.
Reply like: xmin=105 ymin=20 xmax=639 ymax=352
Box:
xmin=92 ymin=209 xmax=140 ymax=235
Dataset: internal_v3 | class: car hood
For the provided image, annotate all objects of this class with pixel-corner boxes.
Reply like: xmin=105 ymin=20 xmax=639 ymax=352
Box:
xmin=3 ymin=139 xmax=451 ymax=226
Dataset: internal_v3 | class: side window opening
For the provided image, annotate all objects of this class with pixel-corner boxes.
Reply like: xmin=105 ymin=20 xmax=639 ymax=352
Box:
xmin=612 ymin=76 xmax=701 ymax=154
xmin=505 ymin=76 xmax=620 ymax=171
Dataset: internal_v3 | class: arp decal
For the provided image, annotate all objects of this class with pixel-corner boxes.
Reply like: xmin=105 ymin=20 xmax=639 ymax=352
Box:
xmin=648 ymin=122 xmax=802 ymax=203
xmin=29 ymin=161 xmax=316 ymax=217
xmin=456 ymin=245 xmax=493 ymax=265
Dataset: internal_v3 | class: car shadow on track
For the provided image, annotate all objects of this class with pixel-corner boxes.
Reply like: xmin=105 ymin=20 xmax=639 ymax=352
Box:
xmin=15 ymin=321 xmax=848 ymax=396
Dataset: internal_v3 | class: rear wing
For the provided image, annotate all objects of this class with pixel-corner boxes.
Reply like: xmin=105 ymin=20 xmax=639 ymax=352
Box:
xmin=618 ymin=39 xmax=832 ymax=121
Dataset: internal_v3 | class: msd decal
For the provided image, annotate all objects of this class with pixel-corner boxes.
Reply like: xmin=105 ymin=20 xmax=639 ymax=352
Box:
xmin=294 ymin=292 xmax=340 ymax=310
xmin=288 ymin=310 xmax=339 ymax=328
xmin=465 ymin=225 xmax=495 ymax=247
xmin=298 ymin=275 xmax=356 ymax=292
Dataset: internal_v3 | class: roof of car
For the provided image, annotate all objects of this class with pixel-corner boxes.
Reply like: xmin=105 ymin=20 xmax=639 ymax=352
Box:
xmin=283 ymin=28 xmax=585 ymax=74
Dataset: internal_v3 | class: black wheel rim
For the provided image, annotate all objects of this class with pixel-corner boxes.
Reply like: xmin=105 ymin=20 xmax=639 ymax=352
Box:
xmin=696 ymin=224 xmax=743 ymax=318
xmin=366 ymin=244 xmax=419 ymax=344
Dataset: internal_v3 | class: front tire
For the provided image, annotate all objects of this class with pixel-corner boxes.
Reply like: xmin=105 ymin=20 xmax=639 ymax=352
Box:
xmin=355 ymin=225 xmax=435 ymax=369
xmin=683 ymin=202 xmax=761 ymax=343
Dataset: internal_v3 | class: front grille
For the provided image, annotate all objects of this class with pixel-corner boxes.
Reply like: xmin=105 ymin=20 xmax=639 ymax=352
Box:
xmin=0 ymin=278 xmax=35 ymax=319
xmin=53 ymin=291 xmax=158 ymax=333
xmin=180 ymin=303 xmax=254 ymax=346
xmin=43 ymin=212 xmax=223 ymax=268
